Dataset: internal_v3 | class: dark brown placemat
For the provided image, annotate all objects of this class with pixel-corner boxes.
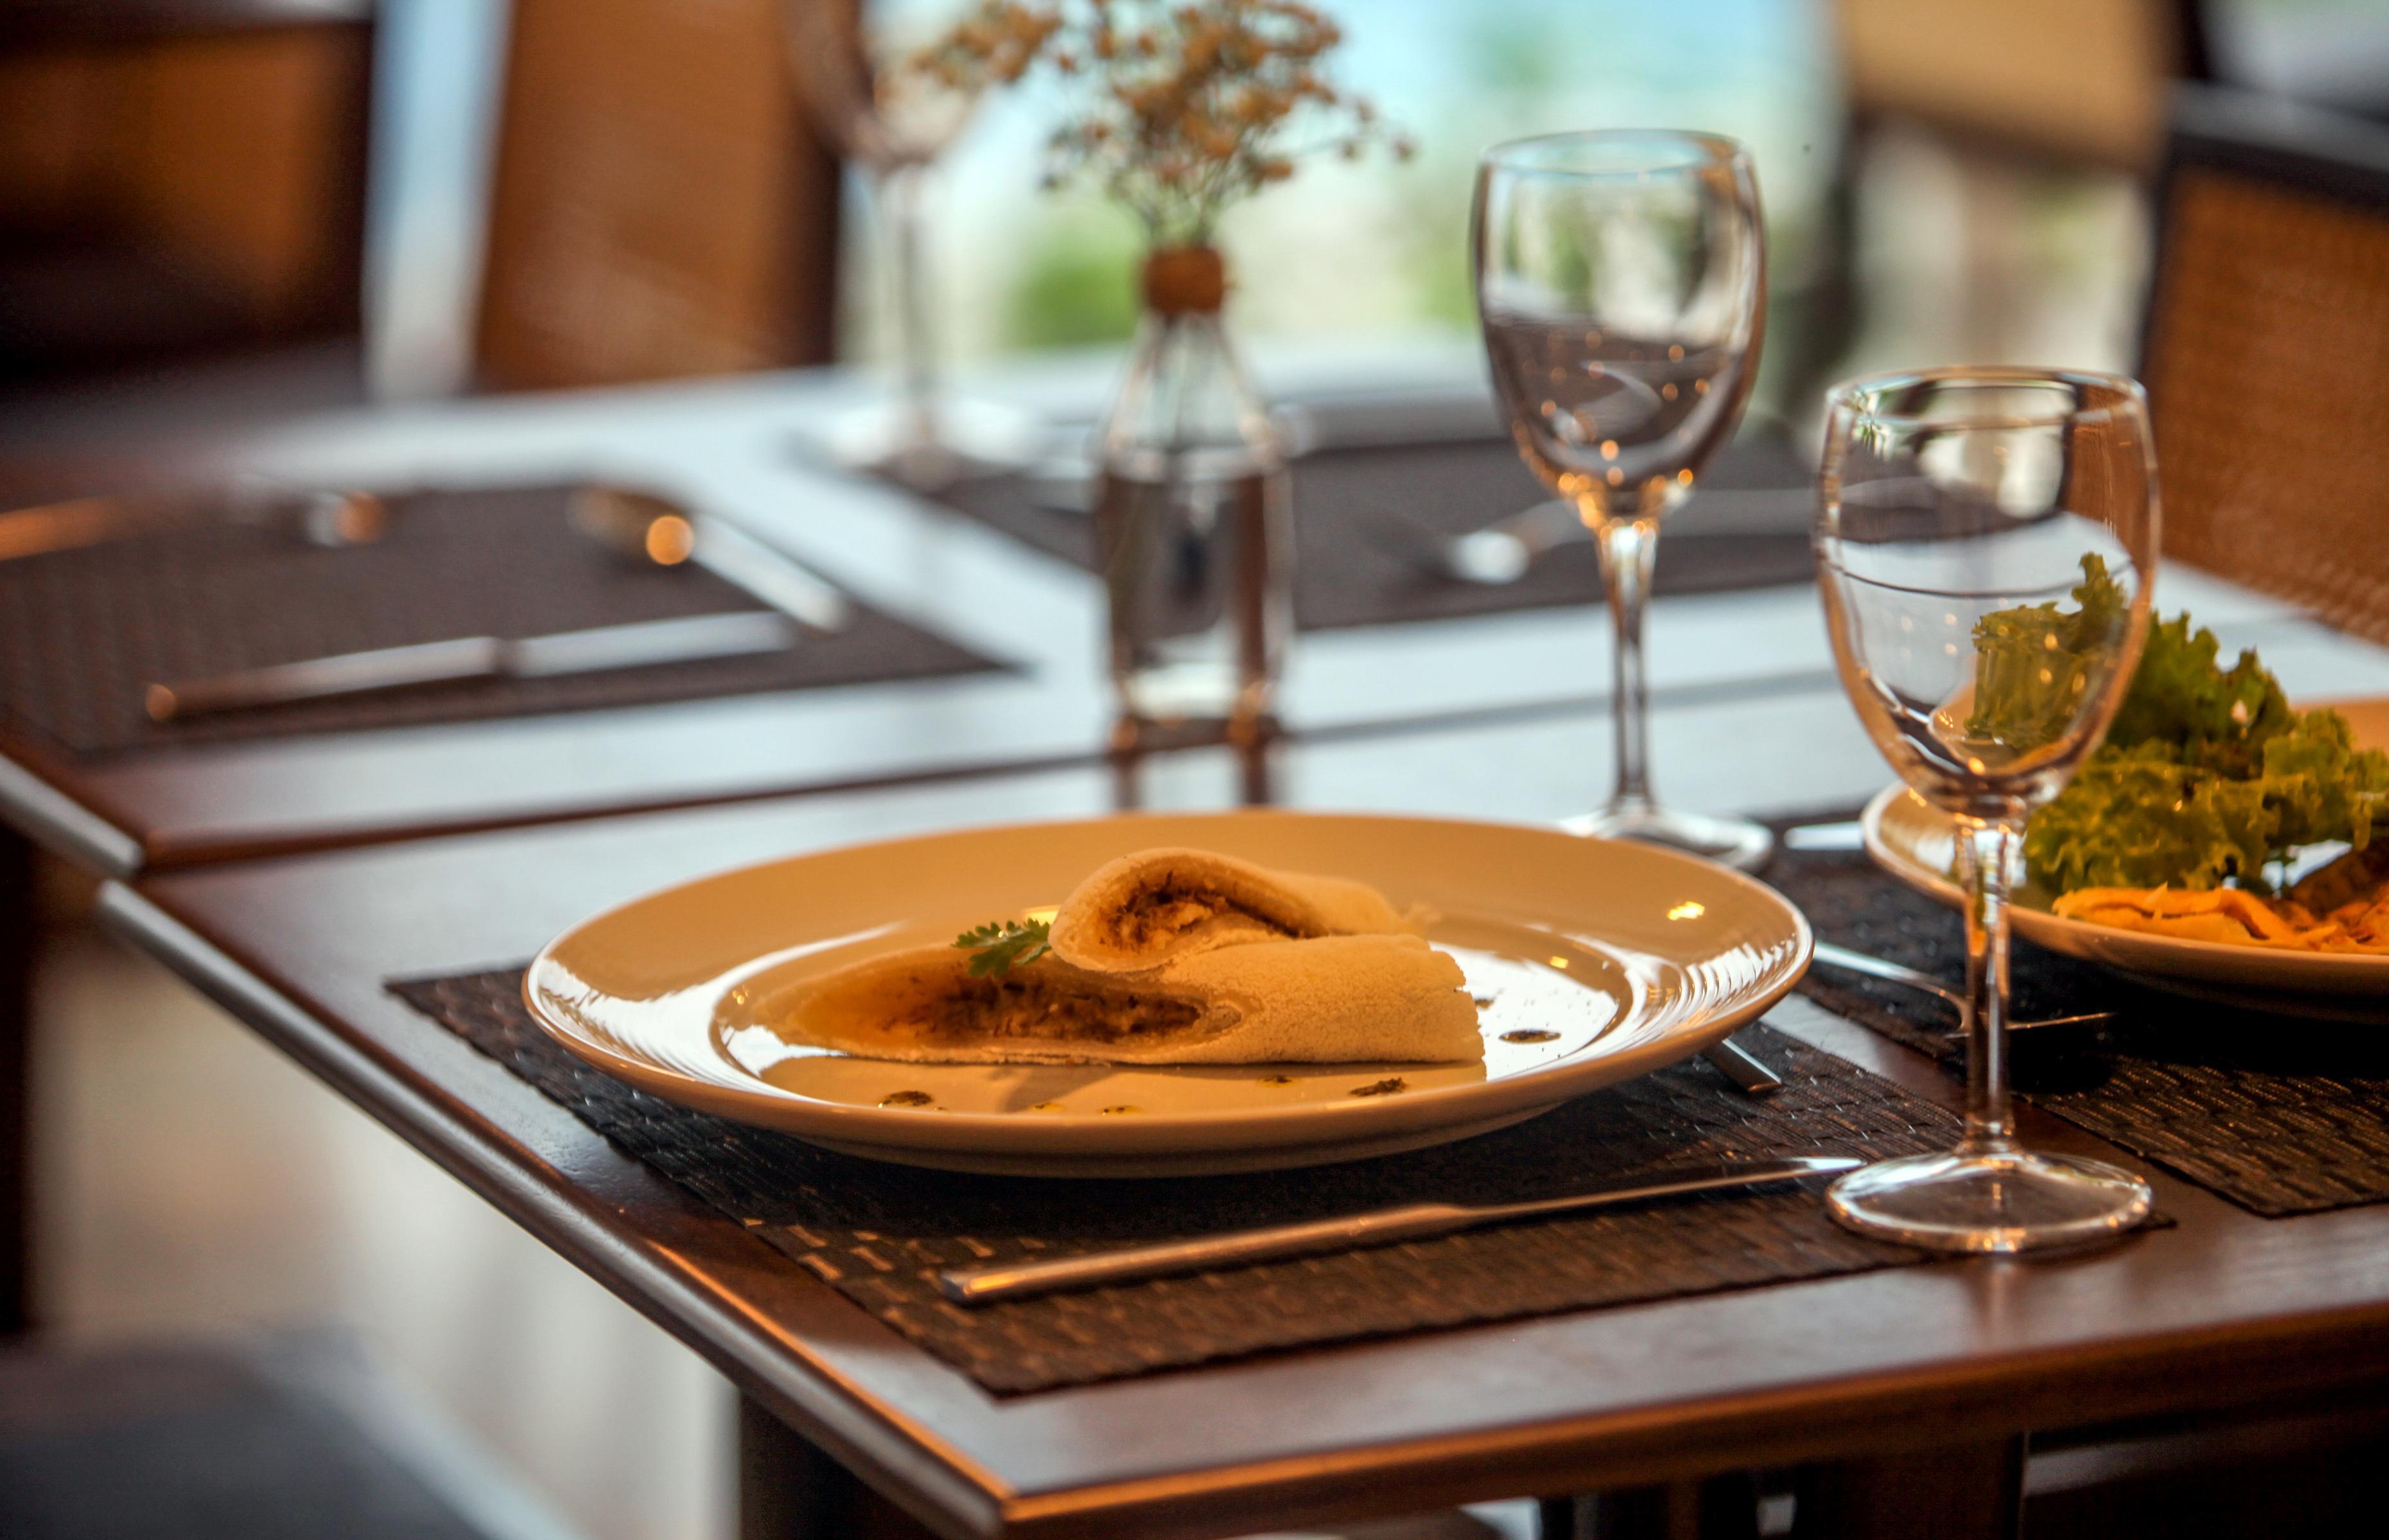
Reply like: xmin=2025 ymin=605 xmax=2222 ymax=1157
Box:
xmin=0 ymin=484 xmax=1004 ymax=756
xmin=1763 ymin=813 xmax=2389 ymax=1218
xmin=923 ymin=434 xmax=1815 ymax=631
xmin=390 ymin=967 xmax=1973 ymax=1395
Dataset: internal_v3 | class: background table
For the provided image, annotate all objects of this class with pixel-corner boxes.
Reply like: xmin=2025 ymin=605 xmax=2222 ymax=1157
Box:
xmin=3 ymin=351 xmax=2372 ymax=874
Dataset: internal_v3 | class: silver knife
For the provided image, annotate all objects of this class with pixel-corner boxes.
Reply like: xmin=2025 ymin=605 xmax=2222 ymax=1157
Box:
xmin=0 ymin=483 xmax=388 ymax=562
xmin=144 ymin=610 xmax=796 ymax=721
xmin=569 ymin=485 xmax=850 ymax=633
xmin=1701 ymin=1038 xmax=1785 ymax=1094
xmin=1781 ymin=819 xmax=1866 ymax=852
xmin=936 ymin=1155 xmax=1861 ymax=1306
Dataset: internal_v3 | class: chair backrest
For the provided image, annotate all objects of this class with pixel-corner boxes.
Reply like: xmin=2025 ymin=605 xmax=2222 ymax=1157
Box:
xmin=473 ymin=0 xmax=841 ymax=392
xmin=2140 ymin=85 xmax=2389 ymax=643
xmin=1836 ymin=0 xmax=2207 ymax=170
xmin=0 ymin=4 xmax=374 ymax=383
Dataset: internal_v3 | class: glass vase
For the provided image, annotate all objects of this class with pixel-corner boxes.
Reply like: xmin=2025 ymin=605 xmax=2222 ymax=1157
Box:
xmin=1094 ymin=247 xmax=1293 ymax=746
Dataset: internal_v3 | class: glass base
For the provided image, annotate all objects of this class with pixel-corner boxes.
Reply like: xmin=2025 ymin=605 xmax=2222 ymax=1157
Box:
xmin=1561 ymin=803 xmax=1774 ymax=872
xmin=809 ymin=397 xmax=1046 ymax=492
xmin=1827 ymin=1147 xmax=2153 ymax=1254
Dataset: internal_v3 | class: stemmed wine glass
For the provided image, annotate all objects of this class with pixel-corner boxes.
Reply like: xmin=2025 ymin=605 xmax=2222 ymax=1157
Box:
xmin=782 ymin=0 xmax=1038 ymax=489
xmin=1816 ymin=365 xmax=2158 ymax=1252
xmin=1473 ymin=130 xmax=1772 ymax=870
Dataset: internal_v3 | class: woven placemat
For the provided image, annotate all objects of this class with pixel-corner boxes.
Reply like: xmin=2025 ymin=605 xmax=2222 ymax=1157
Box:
xmin=390 ymin=968 xmax=1975 ymax=1395
xmin=1763 ymin=817 xmax=2389 ymax=1218
xmin=922 ymin=434 xmax=1814 ymax=631
xmin=0 ymin=484 xmax=1003 ymax=756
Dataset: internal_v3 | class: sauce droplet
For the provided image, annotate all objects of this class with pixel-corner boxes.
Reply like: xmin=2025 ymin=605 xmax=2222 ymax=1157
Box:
xmin=1100 ymin=1105 xmax=1142 ymax=1116
xmin=879 ymin=1090 xmax=933 ymax=1108
xmin=1028 ymin=1101 xmax=1064 ymax=1112
xmin=1256 ymin=1074 xmax=1294 ymax=1085
xmin=1349 ymin=1077 xmax=1407 ymax=1098
xmin=1501 ymin=1029 xmax=1561 ymax=1044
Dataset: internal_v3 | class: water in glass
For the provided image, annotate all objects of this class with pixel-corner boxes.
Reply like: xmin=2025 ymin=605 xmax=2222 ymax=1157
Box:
xmin=1095 ymin=306 xmax=1292 ymax=737
xmin=1816 ymin=367 xmax=2160 ymax=1252
xmin=1473 ymin=130 xmax=1771 ymax=868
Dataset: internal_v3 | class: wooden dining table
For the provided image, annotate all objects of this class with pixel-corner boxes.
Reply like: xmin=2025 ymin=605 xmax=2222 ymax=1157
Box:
xmin=14 ymin=354 xmax=2389 ymax=1536
xmin=86 ymin=698 xmax=2389 ymax=1540
xmin=0 ymin=354 xmax=1844 ymax=1336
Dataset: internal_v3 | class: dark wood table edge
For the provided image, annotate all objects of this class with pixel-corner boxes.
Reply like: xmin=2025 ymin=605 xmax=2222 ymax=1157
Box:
xmin=93 ymin=871 xmax=2389 ymax=1540
xmin=0 ymin=664 xmax=1857 ymax=878
xmin=88 ymin=881 xmax=1017 ymax=1540
xmin=0 ymin=751 xmax=145 ymax=877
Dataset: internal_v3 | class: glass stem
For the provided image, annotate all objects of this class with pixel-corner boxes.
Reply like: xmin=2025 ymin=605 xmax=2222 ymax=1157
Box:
xmin=881 ymin=161 xmax=938 ymax=450
xmin=1593 ymin=512 xmax=1661 ymax=814
xmin=1956 ymin=819 xmax=2020 ymax=1155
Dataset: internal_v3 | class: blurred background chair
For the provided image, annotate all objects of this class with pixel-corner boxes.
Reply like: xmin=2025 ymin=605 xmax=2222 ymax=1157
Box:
xmin=471 ymin=0 xmax=843 ymax=392
xmin=1820 ymin=0 xmax=2211 ymax=387
xmin=0 ymin=1 xmax=374 ymax=398
xmin=1837 ymin=0 xmax=2207 ymax=172
xmin=2140 ymin=82 xmax=2389 ymax=645
xmin=0 ymin=0 xmax=376 ymax=503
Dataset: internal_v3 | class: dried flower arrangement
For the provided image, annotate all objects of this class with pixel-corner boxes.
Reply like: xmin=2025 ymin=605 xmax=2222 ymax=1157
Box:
xmin=914 ymin=1 xmax=1410 ymax=276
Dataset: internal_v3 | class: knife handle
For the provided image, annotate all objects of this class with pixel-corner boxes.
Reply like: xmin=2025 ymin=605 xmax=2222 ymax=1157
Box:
xmin=938 ymin=1203 xmax=1472 ymax=1306
xmin=146 ymin=636 xmax=502 ymax=721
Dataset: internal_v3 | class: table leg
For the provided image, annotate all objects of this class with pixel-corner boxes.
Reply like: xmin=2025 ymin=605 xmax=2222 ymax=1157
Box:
xmin=737 ymin=1394 xmax=938 ymax=1540
xmin=1540 ymin=1474 xmax=1760 ymax=1540
xmin=1790 ymin=1437 xmax=2024 ymax=1540
xmin=0 ymin=825 xmax=31 ymax=1336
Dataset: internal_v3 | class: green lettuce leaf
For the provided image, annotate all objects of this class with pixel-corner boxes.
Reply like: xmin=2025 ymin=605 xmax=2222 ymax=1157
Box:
xmin=2105 ymin=609 xmax=2292 ymax=776
xmin=2021 ymin=606 xmax=2389 ymax=893
xmin=1965 ymin=555 xmax=2129 ymax=755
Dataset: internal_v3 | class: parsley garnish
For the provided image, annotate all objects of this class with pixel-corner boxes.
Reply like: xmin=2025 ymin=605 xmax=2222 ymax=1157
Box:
xmin=953 ymin=918 xmax=1052 ymax=977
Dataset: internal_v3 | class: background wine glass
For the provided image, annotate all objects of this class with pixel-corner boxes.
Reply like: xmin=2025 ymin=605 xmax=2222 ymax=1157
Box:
xmin=1816 ymin=365 xmax=2159 ymax=1252
xmin=1472 ymin=130 xmax=1771 ymax=870
xmin=782 ymin=0 xmax=1038 ymax=489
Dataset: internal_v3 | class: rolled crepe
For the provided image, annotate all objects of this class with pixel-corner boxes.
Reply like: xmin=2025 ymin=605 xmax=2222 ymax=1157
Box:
xmin=780 ymin=932 xmax=1480 ymax=1065
xmin=1047 ymin=847 xmax=1419 ymax=973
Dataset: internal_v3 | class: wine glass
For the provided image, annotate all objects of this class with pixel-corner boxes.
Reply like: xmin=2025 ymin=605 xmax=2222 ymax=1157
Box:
xmin=1472 ymin=130 xmax=1772 ymax=870
xmin=782 ymin=0 xmax=1038 ymax=489
xmin=1816 ymin=365 xmax=2158 ymax=1252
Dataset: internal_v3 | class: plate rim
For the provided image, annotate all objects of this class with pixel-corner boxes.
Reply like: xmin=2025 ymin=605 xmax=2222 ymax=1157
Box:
xmin=1859 ymin=783 xmax=2389 ymax=982
xmin=521 ymin=807 xmax=1815 ymax=1148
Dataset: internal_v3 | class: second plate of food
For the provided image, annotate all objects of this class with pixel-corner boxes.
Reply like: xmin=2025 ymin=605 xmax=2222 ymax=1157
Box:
xmin=523 ymin=812 xmax=1811 ymax=1176
xmin=1863 ymin=784 xmax=2389 ymax=1020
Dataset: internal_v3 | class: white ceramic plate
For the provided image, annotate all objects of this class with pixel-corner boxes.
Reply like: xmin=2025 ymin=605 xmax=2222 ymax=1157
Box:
xmin=523 ymin=812 xmax=1811 ymax=1177
xmin=1862 ymin=766 xmax=2389 ymax=1022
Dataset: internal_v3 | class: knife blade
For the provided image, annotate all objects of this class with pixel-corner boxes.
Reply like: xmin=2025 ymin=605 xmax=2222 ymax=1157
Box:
xmin=568 ymin=484 xmax=851 ymax=633
xmin=0 ymin=483 xmax=388 ymax=561
xmin=936 ymin=1155 xmax=1861 ymax=1306
xmin=144 ymin=610 xmax=797 ymax=721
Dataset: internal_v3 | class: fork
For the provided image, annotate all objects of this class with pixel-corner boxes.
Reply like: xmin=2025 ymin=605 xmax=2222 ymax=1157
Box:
xmin=1811 ymin=941 xmax=2113 ymax=1033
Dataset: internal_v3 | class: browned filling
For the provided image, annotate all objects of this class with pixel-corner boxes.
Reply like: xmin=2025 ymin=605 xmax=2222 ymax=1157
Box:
xmin=1108 ymin=882 xmax=1304 ymax=950
xmin=915 ymin=974 xmax=1205 ymax=1045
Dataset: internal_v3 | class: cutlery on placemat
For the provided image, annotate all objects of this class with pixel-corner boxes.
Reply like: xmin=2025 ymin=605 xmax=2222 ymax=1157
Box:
xmin=1810 ymin=941 xmax=2113 ymax=1034
xmin=936 ymin=1155 xmax=1860 ymax=1305
xmin=1431 ymin=487 xmax=1816 ymax=586
xmin=1435 ymin=498 xmax=1584 ymax=584
xmin=570 ymin=485 xmax=851 ymax=633
xmin=1780 ymin=819 xmax=1866 ymax=852
xmin=144 ymin=611 xmax=798 ymax=722
xmin=0 ymin=482 xmax=388 ymax=563
xmin=1701 ymin=1038 xmax=1784 ymax=1094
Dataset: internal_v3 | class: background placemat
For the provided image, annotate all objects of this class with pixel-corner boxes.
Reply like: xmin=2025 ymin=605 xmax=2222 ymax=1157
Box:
xmin=0 ymin=484 xmax=1003 ymax=756
xmin=1763 ymin=818 xmax=2389 ymax=1218
xmin=922 ymin=433 xmax=1815 ymax=631
xmin=392 ymin=968 xmax=1967 ymax=1395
